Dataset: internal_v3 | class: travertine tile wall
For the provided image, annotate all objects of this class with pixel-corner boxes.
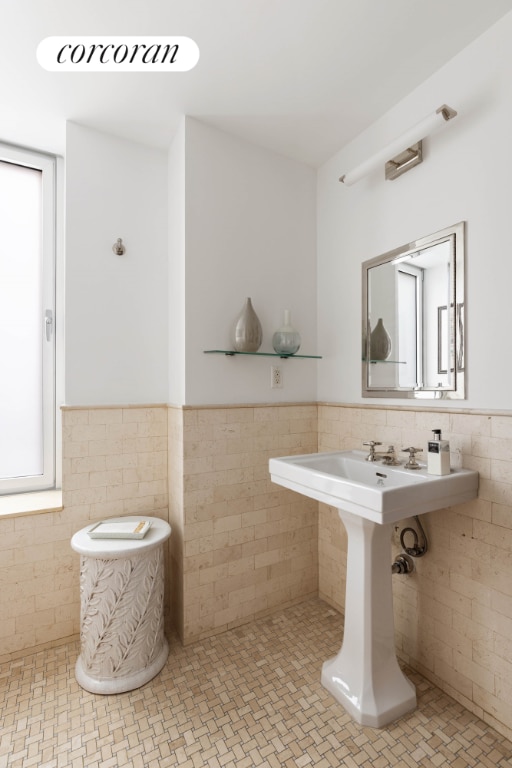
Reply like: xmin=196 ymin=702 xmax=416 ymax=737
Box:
xmin=4 ymin=400 xmax=511 ymax=740
xmin=0 ymin=403 xmax=318 ymax=659
xmin=62 ymin=406 xmax=168 ymax=520
xmin=0 ymin=505 xmax=79 ymax=662
xmin=318 ymin=403 xmax=512 ymax=740
xmin=178 ymin=404 xmax=319 ymax=644
xmin=0 ymin=405 xmax=169 ymax=662
xmin=168 ymin=405 xmax=184 ymax=637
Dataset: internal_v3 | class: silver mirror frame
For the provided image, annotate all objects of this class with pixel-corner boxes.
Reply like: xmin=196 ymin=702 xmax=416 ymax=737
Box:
xmin=362 ymin=221 xmax=465 ymax=399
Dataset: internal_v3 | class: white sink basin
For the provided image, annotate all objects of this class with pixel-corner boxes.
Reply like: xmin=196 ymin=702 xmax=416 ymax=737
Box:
xmin=268 ymin=449 xmax=479 ymax=727
xmin=269 ymin=450 xmax=479 ymax=524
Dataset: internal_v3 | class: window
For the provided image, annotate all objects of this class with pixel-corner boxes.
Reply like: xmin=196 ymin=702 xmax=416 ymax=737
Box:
xmin=396 ymin=265 xmax=423 ymax=389
xmin=0 ymin=143 xmax=56 ymax=494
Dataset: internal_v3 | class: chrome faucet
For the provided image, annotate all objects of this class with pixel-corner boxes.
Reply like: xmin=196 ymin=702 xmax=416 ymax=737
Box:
xmin=363 ymin=441 xmax=401 ymax=464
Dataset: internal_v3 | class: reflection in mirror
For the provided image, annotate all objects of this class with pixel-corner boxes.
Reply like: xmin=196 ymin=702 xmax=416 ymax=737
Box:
xmin=362 ymin=222 xmax=465 ymax=399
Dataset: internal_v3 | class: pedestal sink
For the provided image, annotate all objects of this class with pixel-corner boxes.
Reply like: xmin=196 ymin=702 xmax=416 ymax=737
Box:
xmin=269 ymin=450 xmax=479 ymax=727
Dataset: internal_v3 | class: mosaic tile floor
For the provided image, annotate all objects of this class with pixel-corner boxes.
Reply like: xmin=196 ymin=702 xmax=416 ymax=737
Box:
xmin=2 ymin=598 xmax=512 ymax=768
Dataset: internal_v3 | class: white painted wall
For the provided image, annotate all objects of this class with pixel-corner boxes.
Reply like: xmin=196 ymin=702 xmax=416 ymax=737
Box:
xmin=65 ymin=122 xmax=168 ymax=405
xmin=168 ymin=119 xmax=186 ymax=406
xmin=182 ymin=118 xmax=318 ymax=405
xmin=318 ymin=11 xmax=512 ymax=410
xmin=66 ymin=6 xmax=512 ymax=412
xmin=66 ymin=119 xmax=316 ymax=407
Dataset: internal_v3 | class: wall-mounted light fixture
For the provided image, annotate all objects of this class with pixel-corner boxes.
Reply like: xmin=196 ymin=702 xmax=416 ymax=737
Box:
xmin=339 ymin=104 xmax=457 ymax=186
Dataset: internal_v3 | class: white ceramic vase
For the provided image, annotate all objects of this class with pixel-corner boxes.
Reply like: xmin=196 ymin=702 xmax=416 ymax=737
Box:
xmin=233 ymin=298 xmax=263 ymax=352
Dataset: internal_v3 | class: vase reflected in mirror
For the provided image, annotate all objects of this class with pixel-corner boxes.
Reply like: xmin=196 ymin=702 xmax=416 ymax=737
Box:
xmin=370 ymin=318 xmax=391 ymax=361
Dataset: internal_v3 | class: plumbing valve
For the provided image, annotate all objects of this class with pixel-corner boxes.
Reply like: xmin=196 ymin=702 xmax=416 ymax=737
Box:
xmin=391 ymin=553 xmax=414 ymax=575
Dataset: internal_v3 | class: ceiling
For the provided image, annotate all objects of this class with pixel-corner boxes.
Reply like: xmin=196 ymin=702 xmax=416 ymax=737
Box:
xmin=3 ymin=0 xmax=512 ymax=166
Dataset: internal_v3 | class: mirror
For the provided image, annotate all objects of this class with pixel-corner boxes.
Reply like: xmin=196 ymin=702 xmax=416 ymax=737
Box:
xmin=362 ymin=221 xmax=465 ymax=399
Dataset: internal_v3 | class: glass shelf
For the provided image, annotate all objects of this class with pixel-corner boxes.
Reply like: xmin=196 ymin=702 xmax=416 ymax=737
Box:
xmin=204 ymin=349 xmax=322 ymax=359
xmin=364 ymin=359 xmax=406 ymax=364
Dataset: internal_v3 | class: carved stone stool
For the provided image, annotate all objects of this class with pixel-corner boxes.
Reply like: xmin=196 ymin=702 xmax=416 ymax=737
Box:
xmin=71 ymin=516 xmax=171 ymax=694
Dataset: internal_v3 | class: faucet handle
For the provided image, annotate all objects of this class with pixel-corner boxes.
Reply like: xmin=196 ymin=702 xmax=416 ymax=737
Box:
xmin=401 ymin=446 xmax=423 ymax=469
xmin=363 ymin=440 xmax=381 ymax=461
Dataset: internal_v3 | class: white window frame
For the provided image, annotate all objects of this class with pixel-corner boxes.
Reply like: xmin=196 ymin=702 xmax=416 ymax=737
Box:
xmin=0 ymin=142 xmax=56 ymax=495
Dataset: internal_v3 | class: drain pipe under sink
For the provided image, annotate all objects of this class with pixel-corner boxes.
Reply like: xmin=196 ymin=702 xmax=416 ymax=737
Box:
xmin=392 ymin=515 xmax=429 ymax=574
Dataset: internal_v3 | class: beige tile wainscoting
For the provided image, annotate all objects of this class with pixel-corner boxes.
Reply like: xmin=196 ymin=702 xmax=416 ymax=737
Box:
xmin=169 ymin=404 xmax=319 ymax=644
xmin=0 ymin=403 xmax=318 ymax=657
xmin=0 ymin=405 xmax=170 ymax=662
xmin=1 ymin=402 xmax=512 ymax=742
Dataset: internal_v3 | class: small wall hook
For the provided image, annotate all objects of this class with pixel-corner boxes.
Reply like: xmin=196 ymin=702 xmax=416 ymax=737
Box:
xmin=112 ymin=237 xmax=125 ymax=255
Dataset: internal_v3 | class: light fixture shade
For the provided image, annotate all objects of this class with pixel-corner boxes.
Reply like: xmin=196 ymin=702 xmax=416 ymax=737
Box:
xmin=340 ymin=104 xmax=457 ymax=186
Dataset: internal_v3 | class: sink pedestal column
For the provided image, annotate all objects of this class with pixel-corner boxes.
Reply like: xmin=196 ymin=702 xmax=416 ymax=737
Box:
xmin=321 ymin=509 xmax=416 ymax=727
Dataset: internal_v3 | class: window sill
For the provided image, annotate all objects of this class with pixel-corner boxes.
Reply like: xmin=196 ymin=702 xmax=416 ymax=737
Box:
xmin=0 ymin=489 xmax=63 ymax=519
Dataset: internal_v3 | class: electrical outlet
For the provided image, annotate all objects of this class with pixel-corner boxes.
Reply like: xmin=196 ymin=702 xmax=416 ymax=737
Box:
xmin=271 ymin=365 xmax=283 ymax=389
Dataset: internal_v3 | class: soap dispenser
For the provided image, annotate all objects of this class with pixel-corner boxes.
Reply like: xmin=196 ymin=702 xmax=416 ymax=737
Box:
xmin=427 ymin=429 xmax=450 ymax=475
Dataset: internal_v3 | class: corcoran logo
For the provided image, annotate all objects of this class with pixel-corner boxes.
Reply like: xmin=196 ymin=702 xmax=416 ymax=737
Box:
xmin=37 ymin=36 xmax=200 ymax=72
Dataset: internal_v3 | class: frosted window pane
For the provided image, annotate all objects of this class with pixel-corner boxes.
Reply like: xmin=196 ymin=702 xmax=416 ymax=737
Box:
xmin=0 ymin=161 xmax=43 ymax=479
xmin=397 ymin=271 xmax=418 ymax=388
